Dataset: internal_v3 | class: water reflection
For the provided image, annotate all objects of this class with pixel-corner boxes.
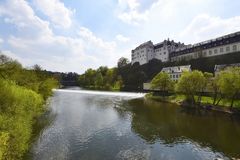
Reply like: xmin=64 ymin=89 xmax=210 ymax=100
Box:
xmin=128 ymin=99 xmax=240 ymax=158
xmin=28 ymin=89 xmax=240 ymax=160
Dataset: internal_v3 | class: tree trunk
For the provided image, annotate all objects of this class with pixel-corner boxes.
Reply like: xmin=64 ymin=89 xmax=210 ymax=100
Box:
xmin=215 ymin=94 xmax=222 ymax=106
xmin=230 ymin=98 xmax=234 ymax=109
xmin=212 ymin=93 xmax=217 ymax=105
xmin=191 ymin=95 xmax=195 ymax=106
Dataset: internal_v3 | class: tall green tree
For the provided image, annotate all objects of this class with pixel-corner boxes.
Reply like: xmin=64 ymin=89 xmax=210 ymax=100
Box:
xmin=117 ymin=57 xmax=129 ymax=68
xmin=176 ymin=70 xmax=206 ymax=105
xmin=218 ymin=67 xmax=240 ymax=108
xmin=205 ymin=73 xmax=222 ymax=105
xmin=151 ymin=72 xmax=174 ymax=95
xmin=94 ymin=72 xmax=103 ymax=87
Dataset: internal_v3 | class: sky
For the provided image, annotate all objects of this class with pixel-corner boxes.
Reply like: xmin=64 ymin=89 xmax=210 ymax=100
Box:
xmin=0 ymin=0 xmax=240 ymax=73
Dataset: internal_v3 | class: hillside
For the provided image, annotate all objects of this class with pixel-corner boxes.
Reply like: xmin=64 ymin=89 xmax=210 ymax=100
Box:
xmin=118 ymin=52 xmax=240 ymax=91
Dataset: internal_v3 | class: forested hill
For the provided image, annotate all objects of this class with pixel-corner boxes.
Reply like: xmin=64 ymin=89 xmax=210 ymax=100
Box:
xmin=118 ymin=52 xmax=240 ymax=91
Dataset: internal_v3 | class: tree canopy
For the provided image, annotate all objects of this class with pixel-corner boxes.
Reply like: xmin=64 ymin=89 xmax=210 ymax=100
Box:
xmin=151 ymin=72 xmax=174 ymax=93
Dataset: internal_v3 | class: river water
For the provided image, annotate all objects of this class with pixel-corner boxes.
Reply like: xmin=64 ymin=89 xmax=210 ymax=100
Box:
xmin=28 ymin=88 xmax=240 ymax=160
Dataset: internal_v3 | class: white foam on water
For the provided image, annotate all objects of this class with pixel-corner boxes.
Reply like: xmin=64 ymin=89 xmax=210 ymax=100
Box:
xmin=53 ymin=89 xmax=146 ymax=98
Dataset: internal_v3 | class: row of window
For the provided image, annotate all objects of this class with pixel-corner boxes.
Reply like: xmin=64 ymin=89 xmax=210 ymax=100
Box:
xmin=154 ymin=52 xmax=166 ymax=56
xmin=170 ymin=74 xmax=181 ymax=79
xmin=204 ymin=45 xmax=237 ymax=56
xmin=171 ymin=44 xmax=238 ymax=61
xmin=155 ymin=47 xmax=166 ymax=52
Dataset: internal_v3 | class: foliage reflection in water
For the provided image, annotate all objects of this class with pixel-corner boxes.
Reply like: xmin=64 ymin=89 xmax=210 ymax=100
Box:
xmin=28 ymin=89 xmax=240 ymax=160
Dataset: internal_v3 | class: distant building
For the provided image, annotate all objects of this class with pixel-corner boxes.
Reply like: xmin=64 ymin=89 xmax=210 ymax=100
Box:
xmin=214 ymin=63 xmax=240 ymax=75
xmin=161 ymin=65 xmax=191 ymax=81
xmin=131 ymin=31 xmax=240 ymax=65
xmin=170 ymin=32 xmax=240 ymax=62
xmin=143 ymin=65 xmax=191 ymax=91
xmin=131 ymin=40 xmax=185 ymax=65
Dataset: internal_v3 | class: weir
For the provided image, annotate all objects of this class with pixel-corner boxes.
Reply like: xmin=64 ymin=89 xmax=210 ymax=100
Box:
xmin=53 ymin=89 xmax=146 ymax=98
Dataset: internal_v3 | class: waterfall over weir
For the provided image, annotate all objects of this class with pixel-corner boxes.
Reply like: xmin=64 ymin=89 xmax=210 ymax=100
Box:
xmin=53 ymin=89 xmax=146 ymax=99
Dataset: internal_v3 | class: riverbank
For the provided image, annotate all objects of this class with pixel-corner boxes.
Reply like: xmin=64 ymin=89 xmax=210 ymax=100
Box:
xmin=145 ymin=93 xmax=240 ymax=115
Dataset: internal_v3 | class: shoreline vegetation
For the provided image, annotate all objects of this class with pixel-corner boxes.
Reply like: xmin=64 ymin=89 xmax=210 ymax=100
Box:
xmin=0 ymin=54 xmax=58 ymax=160
xmin=145 ymin=93 xmax=240 ymax=114
xmin=145 ymin=68 xmax=240 ymax=114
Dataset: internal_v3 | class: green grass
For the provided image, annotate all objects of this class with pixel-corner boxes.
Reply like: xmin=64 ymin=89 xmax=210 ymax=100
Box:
xmin=146 ymin=93 xmax=240 ymax=108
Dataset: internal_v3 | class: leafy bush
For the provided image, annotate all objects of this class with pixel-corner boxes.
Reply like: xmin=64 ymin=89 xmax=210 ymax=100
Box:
xmin=0 ymin=79 xmax=44 ymax=160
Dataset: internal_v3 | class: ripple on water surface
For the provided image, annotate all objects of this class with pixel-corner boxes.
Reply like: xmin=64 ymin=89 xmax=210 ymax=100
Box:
xmin=29 ymin=89 xmax=240 ymax=160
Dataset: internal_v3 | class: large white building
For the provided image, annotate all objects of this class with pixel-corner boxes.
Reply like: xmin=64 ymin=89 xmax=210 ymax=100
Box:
xmin=131 ymin=40 xmax=185 ymax=65
xmin=131 ymin=31 xmax=240 ymax=65
xmin=171 ymin=32 xmax=240 ymax=62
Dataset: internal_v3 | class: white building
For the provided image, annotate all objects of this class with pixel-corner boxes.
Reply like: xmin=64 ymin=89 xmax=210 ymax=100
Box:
xmin=131 ymin=31 xmax=240 ymax=65
xmin=131 ymin=41 xmax=154 ymax=65
xmin=170 ymin=31 xmax=240 ymax=62
xmin=131 ymin=40 xmax=185 ymax=65
xmin=143 ymin=65 xmax=191 ymax=90
xmin=214 ymin=63 xmax=240 ymax=75
xmin=161 ymin=65 xmax=191 ymax=81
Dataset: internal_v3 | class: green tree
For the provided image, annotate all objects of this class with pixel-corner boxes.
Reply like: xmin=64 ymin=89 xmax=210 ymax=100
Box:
xmin=84 ymin=68 xmax=97 ymax=86
xmin=38 ymin=78 xmax=58 ymax=100
xmin=218 ymin=67 xmax=240 ymax=108
xmin=0 ymin=54 xmax=22 ymax=79
xmin=176 ymin=70 xmax=206 ymax=105
xmin=117 ymin=57 xmax=129 ymax=68
xmin=151 ymin=72 xmax=174 ymax=96
xmin=94 ymin=72 xmax=103 ymax=88
xmin=205 ymin=73 xmax=222 ymax=105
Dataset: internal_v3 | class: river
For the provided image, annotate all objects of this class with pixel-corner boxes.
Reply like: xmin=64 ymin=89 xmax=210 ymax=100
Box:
xmin=27 ymin=88 xmax=240 ymax=160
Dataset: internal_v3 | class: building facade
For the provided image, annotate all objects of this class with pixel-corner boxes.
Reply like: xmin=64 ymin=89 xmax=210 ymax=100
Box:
xmin=214 ymin=63 xmax=240 ymax=75
xmin=161 ymin=65 xmax=191 ymax=81
xmin=131 ymin=40 xmax=185 ymax=65
xmin=131 ymin=31 xmax=240 ymax=65
xmin=170 ymin=32 xmax=240 ymax=62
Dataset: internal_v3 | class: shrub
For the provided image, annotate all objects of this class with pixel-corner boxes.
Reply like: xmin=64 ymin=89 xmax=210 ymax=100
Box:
xmin=0 ymin=79 xmax=44 ymax=160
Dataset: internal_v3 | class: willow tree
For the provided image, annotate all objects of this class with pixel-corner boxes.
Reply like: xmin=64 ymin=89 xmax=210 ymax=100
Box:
xmin=218 ymin=67 xmax=240 ymax=108
xmin=176 ymin=70 xmax=206 ymax=105
xmin=151 ymin=72 xmax=174 ymax=96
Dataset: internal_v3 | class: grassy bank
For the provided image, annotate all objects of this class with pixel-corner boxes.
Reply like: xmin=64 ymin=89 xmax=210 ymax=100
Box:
xmin=145 ymin=93 xmax=240 ymax=114
xmin=0 ymin=80 xmax=45 ymax=160
xmin=0 ymin=55 xmax=58 ymax=160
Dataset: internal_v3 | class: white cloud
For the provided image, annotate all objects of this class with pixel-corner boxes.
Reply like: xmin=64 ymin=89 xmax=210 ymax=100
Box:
xmin=117 ymin=0 xmax=148 ymax=25
xmin=34 ymin=0 xmax=73 ymax=28
xmin=0 ymin=0 xmax=123 ymax=73
xmin=179 ymin=14 xmax=240 ymax=43
xmin=0 ymin=0 xmax=52 ymax=38
xmin=0 ymin=38 xmax=3 ymax=44
xmin=78 ymin=27 xmax=116 ymax=54
xmin=116 ymin=34 xmax=130 ymax=42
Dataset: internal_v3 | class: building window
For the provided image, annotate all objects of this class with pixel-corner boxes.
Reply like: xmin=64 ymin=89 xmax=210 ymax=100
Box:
xmin=209 ymin=50 xmax=212 ymax=55
xmin=164 ymin=52 xmax=166 ymax=55
xmin=214 ymin=49 xmax=218 ymax=54
xmin=226 ymin=46 xmax=230 ymax=52
xmin=173 ymin=75 xmax=175 ymax=78
xmin=203 ymin=51 xmax=207 ymax=56
xmin=220 ymin=48 xmax=223 ymax=53
xmin=233 ymin=45 xmax=237 ymax=51
xmin=176 ymin=74 xmax=178 ymax=78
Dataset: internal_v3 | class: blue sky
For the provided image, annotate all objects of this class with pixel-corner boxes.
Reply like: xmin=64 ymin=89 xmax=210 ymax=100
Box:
xmin=0 ymin=0 xmax=240 ymax=73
